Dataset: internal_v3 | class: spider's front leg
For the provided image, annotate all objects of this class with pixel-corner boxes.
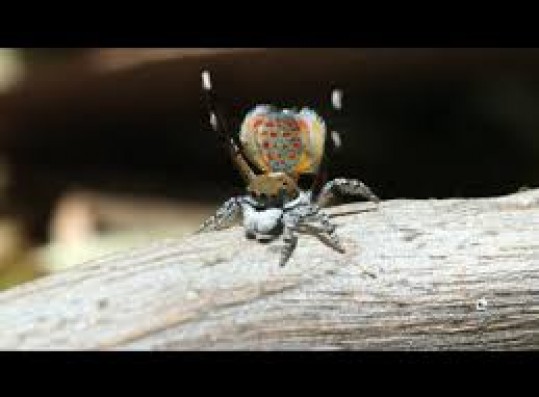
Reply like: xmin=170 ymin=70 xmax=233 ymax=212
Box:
xmin=196 ymin=196 xmax=243 ymax=233
xmin=302 ymin=209 xmax=345 ymax=253
xmin=317 ymin=177 xmax=380 ymax=207
xmin=279 ymin=223 xmax=298 ymax=267
xmin=279 ymin=203 xmax=344 ymax=266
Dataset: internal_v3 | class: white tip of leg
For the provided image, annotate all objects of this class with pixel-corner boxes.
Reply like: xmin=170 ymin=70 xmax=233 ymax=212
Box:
xmin=331 ymin=131 xmax=342 ymax=149
xmin=209 ymin=112 xmax=218 ymax=131
xmin=331 ymin=89 xmax=343 ymax=110
xmin=201 ymin=70 xmax=212 ymax=91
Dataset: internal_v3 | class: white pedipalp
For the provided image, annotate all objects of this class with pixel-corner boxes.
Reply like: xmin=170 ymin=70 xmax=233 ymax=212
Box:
xmin=241 ymin=200 xmax=283 ymax=237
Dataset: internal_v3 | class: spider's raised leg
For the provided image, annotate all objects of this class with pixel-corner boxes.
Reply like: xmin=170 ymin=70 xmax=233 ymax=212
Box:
xmin=308 ymin=88 xmax=345 ymax=198
xmin=329 ymin=88 xmax=344 ymax=154
xmin=317 ymin=177 xmax=380 ymax=207
xmin=201 ymin=70 xmax=256 ymax=184
xmin=196 ymin=196 xmax=242 ymax=233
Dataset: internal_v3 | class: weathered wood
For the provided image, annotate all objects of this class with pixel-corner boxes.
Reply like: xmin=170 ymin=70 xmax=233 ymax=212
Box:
xmin=1 ymin=189 xmax=538 ymax=350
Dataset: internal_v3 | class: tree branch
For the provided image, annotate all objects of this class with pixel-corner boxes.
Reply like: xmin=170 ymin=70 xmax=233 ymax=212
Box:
xmin=1 ymin=189 xmax=538 ymax=350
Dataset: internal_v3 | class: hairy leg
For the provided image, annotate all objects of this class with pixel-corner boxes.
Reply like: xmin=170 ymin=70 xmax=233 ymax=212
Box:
xmin=302 ymin=209 xmax=345 ymax=253
xmin=279 ymin=224 xmax=298 ymax=267
xmin=280 ymin=203 xmax=344 ymax=266
xmin=195 ymin=196 xmax=243 ymax=233
xmin=317 ymin=177 xmax=380 ymax=207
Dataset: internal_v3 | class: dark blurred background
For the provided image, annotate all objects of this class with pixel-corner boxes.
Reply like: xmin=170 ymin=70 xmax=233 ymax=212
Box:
xmin=0 ymin=48 xmax=538 ymax=288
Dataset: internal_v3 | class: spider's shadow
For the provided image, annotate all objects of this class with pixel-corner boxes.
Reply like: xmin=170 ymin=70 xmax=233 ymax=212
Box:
xmin=246 ymin=234 xmax=280 ymax=244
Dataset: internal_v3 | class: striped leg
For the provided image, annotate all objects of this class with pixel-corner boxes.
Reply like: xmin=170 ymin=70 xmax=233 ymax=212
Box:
xmin=308 ymin=89 xmax=344 ymax=197
xmin=317 ymin=178 xmax=380 ymax=207
xmin=196 ymin=197 xmax=242 ymax=233
xmin=302 ymin=209 xmax=345 ymax=253
xmin=279 ymin=224 xmax=298 ymax=267
xmin=280 ymin=203 xmax=344 ymax=266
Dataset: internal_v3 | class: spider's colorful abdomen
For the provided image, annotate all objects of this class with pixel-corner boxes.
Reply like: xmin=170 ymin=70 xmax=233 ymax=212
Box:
xmin=239 ymin=105 xmax=326 ymax=176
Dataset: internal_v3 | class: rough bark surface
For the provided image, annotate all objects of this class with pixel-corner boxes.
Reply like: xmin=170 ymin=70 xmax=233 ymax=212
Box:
xmin=1 ymin=189 xmax=538 ymax=350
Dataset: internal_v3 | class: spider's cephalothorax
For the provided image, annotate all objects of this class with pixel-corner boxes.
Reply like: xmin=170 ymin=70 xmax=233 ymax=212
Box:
xmin=247 ymin=172 xmax=300 ymax=207
xmin=197 ymin=71 xmax=380 ymax=266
